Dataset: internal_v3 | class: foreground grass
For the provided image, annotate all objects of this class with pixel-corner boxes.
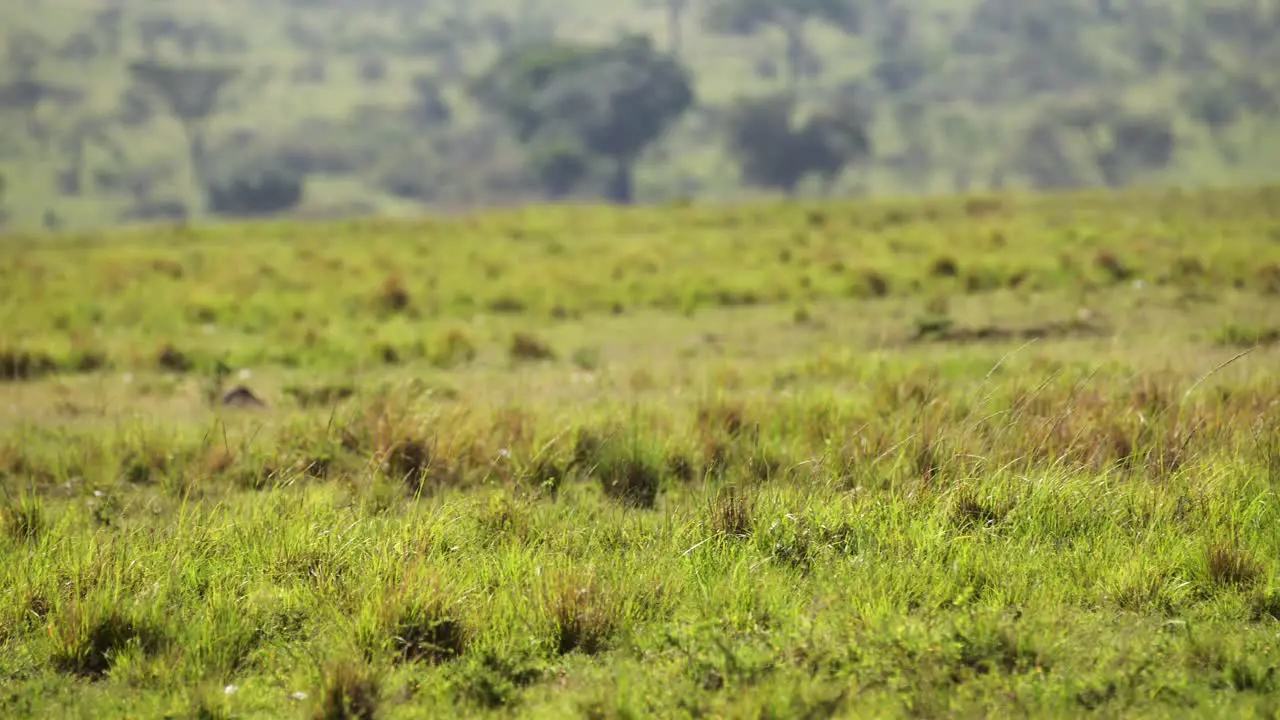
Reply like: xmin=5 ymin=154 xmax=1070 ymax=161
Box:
xmin=3 ymin=185 xmax=1280 ymax=717
xmin=4 ymin=352 xmax=1280 ymax=718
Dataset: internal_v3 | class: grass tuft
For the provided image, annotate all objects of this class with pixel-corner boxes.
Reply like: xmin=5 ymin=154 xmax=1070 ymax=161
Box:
xmin=360 ymin=581 xmax=471 ymax=665
xmin=1207 ymin=540 xmax=1264 ymax=588
xmin=377 ymin=274 xmax=411 ymax=313
xmin=949 ymin=487 xmax=1010 ymax=530
xmin=594 ymin=443 xmax=663 ymax=509
xmin=708 ymin=485 xmax=754 ymax=538
xmin=156 ymin=343 xmax=192 ymax=372
xmin=510 ymin=332 xmax=556 ymax=362
xmin=313 ymin=659 xmax=380 ymax=720
xmin=48 ymin=604 xmax=167 ymax=679
xmin=2 ymin=490 xmax=45 ymax=542
xmin=430 ymin=328 xmax=478 ymax=369
xmin=543 ymin=570 xmax=619 ymax=656
xmin=0 ymin=348 xmax=59 ymax=381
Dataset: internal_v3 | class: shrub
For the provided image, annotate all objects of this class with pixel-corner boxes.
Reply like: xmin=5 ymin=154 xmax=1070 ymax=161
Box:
xmin=207 ymin=165 xmax=304 ymax=218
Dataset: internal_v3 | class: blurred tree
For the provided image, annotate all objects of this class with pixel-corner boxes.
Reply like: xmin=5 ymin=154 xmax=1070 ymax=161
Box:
xmin=473 ymin=35 xmax=694 ymax=203
xmin=57 ymin=117 xmax=127 ymax=197
xmin=723 ymin=92 xmax=871 ymax=194
xmin=1012 ymin=101 xmax=1176 ymax=189
xmin=641 ymin=0 xmax=693 ymax=56
xmin=128 ymin=60 xmax=239 ymax=207
xmin=409 ymin=74 xmax=453 ymax=127
xmin=207 ymin=163 xmax=304 ymax=218
xmin=703 ymin=0 xmax=859 ymax=91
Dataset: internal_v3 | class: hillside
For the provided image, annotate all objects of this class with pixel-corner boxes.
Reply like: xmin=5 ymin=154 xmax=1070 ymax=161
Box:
xmin=1 ymin=0 xmax=1278 ymax=231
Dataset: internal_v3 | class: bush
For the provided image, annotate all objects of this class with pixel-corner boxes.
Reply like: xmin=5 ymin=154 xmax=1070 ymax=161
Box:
xmin=207 ymin=164 xmax=304 ymax=217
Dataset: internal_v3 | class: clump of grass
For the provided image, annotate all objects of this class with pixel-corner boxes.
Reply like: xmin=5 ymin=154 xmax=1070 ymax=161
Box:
xmin=510 ymin=332 xmax=555 ymax=362
xmin=851 ymin=269 xmax=890 ymax=298
xmin=48 ymin=603 xmax=167 ymax=678
xmin=913 ymin=295 xmax=955 ymax=340
xmin=708 ymin=485 xmax=754 ymax=538
xmin=570 ymin=346 xmax=600 ymax=371
xmin=486 ymin=295 xmax=527 ymax=314
xmin=284 ymin=382 xmax=357 ymax=408
xmin=1172 ymin=255 xmax=1206 ymax=280
xmin=187 ymin=687 xmax=233 ymax=720
xmin=949 ymin=487 xmax=1010 ymax=530
xmin=543 ymin=570 xmax=620 ymax=656
xmin=380 ymin=434 xmax=454 ymax=494
xmin=313 ymin=659 xmax=380 ymax=720
xmin=477 ymin=492 xmax=535 ymax=541
xmin=695 ymin=400 xmax=749 ymax=439
xmin=1249 ymin=590 xmax=1280 ymax=622
xmin=453 ymin=649 xmax=545 ymax=709
xmin=68 ymin=348 xmax=109 ymax=373
xmin=912 ymin=314 xmax=955 ymax=339
xmin=360 ymin=581 xmax=471 ymax=665
xmin=429 ymin=328 xmax=478 ymax=369
xmin=156 ymin=343 xmax=192 ymax=372
xmin=2 ymin=491 xmax=45 ymax=542
xmin=119 ymin=446 xmax=171 ymax=485
xmin=930 ymin=256 xmax=959 ymax=277
xmin=596 ymin=445 xmax=662 ymax=509
xmin=964 ymin=267 xmax=1004 ymax=293
xmin=1213 ymin=323 xmax=1280 ymax=348
xmin=374 ymin=343 xmax=400 ymax=365
xmin=1207 ymin=540 xmax=1263 ymax=588
xmin=376 ymin=274 xmax=410 ymax=312
xmin=964 ymin=196 xmax=1004 ymax=217
xmin=0 ymin=348 xmax=60 ymax=382
xmin=666 ymin=450 xmax=697 ymax=482
xmin=1257 ymin=263 xmax=1280 ymax=294
xmin=1095 ymin=250 xmax=1135 ymax=282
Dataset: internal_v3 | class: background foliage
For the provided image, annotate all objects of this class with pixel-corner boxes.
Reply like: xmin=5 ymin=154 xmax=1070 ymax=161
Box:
xmin=0 ymin=0 xmax=1278 ymax=231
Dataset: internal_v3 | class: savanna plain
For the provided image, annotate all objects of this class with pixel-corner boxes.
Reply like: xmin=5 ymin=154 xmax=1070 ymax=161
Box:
xmin=4 ymin=185 xmax=1280 ymax=719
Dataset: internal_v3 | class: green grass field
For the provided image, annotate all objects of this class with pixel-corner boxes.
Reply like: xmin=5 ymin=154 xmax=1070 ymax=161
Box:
xmin=4 ymin=185 xmax=1280 ymax=718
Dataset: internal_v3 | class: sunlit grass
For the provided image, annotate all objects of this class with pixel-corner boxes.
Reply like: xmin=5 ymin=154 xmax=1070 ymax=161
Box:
xmin=3 ymin=185 xmax=1280 ymax=716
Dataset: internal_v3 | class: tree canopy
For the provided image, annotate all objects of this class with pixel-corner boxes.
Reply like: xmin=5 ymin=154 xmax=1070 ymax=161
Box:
xmin=723 ymin=92 xmax=872 ymax=194
xmin=473 ymin=34 xmax=694 ymax=202
xmin=703 ymin=0 xmax=859 ymax=89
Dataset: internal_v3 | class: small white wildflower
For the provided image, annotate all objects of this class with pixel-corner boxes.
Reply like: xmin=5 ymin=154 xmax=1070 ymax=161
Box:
xmin=290 ymin=691 xmax=308 ymax=701
xmin=224 ymin=684 xmax=238 ymax=695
